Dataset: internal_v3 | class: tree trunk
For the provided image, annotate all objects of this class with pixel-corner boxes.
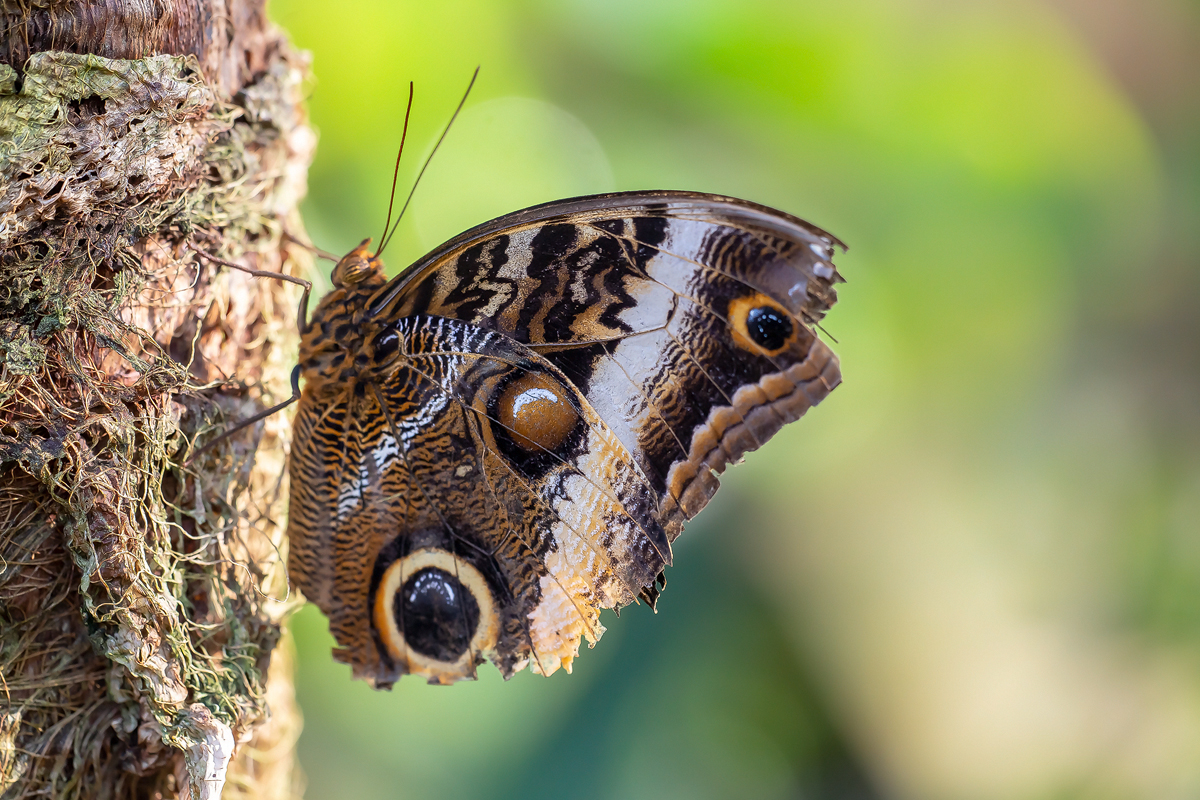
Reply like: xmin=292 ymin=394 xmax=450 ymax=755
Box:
xmin=0 ymin=2 xmax=312 ymax=797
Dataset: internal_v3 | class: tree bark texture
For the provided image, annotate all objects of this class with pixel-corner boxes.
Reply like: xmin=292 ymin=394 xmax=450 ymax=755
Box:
xmin=0 ymin=1 xmax=313 ymax=797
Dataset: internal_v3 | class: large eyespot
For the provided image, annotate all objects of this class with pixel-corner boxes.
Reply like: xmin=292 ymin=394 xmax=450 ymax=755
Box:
xmin=373 ymin=548 xmax=499 ymax=683
xmin=727 ymin=294 xmax=798 ymax=356
xmin=397 ymin=568 xmax=480 ymax=661
xmin=495 ymin=372 xmax=579 ymax=454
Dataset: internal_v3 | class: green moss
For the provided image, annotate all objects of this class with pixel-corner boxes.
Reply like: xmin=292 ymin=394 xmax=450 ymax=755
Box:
xmin=0 ymin=49 xmax=306 ymax=798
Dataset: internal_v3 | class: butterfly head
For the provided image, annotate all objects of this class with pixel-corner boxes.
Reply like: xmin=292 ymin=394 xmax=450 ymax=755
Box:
xmin=332 ymin=238 xmax=384 ymax=287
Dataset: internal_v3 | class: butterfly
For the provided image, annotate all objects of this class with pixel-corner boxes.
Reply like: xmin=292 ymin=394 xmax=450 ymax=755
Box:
xmin=283 ymin=190 xmax=844 ymax=687
xmin=190 ymin=72 xmax=845 ymax=687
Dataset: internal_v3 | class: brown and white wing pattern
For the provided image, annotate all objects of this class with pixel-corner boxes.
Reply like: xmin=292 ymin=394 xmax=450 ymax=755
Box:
xmin=290 ymin=313 xmax=671 ymax=685
xmin=373 ymin=192 xmax=844 ymax=540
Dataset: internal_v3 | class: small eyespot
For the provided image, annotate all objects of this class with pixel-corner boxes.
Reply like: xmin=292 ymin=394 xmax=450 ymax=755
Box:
xmin=727 ymin=294 xmax=798 ymax=356
xmin=745 ymin=306 xmax=793 ymax=351
xmin=496 ymin=372 xmax=579 ymax=453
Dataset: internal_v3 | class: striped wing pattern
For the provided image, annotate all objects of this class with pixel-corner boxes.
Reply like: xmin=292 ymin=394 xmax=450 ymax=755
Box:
xmin=287 ymin=192 xmax=843 ymax=686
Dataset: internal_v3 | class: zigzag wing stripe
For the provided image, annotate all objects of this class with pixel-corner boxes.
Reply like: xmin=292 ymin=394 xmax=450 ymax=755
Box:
xmin=589 ymin=218 xmax=838 ymax=326
xmin=607 ymin=233 xmax=813 ymax=379
xmin=394 ymin=316 xmax=670 ymax=577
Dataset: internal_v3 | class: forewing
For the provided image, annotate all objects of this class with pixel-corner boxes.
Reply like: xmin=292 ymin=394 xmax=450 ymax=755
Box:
xmin=371 ymin=192 xmax=843 ymax=540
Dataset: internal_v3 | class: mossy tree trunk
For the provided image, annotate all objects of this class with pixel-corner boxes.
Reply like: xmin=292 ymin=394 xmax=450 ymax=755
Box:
xmin=0 ymin=2 xmax=312 ymax=797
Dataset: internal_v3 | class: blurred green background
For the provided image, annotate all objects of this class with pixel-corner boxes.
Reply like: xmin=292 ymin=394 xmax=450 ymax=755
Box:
xmin=267 ymin=0 xmax=1200 ymax=797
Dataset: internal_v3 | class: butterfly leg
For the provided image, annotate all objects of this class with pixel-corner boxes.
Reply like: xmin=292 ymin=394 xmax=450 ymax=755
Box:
xmin=188 ymin=243 xmax=313 ymax=334
xmin=280 ymin=229 xmax=342 ymax=264
xmin=186 ymin=364 xmax=302 ymax=464
xmin=183 ymin=242 xmax=311 ymax=464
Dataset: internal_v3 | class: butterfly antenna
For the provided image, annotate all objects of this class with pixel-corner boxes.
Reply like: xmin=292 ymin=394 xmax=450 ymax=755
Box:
xmin=378 ymin=65 xmax=480 ymax=256
xmin=376 ymin=81 xmax=415 ymax=257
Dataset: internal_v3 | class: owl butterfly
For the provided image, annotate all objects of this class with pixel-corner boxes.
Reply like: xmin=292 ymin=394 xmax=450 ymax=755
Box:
xmin=284 ymin=191 xmax=845 ymax=687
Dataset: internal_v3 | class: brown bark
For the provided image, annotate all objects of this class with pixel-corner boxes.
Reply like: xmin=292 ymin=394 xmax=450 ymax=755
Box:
xmin=0 ymin=1 xmax=310 ymax=798
xmin=1 ymin=0 xmax=273 ymax=98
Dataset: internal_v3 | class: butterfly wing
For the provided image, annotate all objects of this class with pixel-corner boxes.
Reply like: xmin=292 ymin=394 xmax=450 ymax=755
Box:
xmin=290 ymin=314 xmax=672 ymax=685
xmin=289 ymin=192 xmax=843 ymax=686
xmin=369 ymin=191 xmax=843 ymax=541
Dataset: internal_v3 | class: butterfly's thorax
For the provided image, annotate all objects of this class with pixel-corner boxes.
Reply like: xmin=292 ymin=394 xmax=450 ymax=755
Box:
xmin=299 ymin=241 xmax=393 ymax=392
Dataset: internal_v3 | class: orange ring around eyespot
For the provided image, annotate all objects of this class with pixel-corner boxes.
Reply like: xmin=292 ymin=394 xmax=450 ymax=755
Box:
xmin=726 ymin=293 xmax=799 ymax=357
xmin=373 ymin=548 xmax=500 ymax=683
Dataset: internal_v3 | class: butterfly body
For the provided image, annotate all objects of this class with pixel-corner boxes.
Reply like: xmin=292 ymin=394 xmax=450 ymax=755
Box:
xmin=286 ymin=192 xmax=844 ymax=687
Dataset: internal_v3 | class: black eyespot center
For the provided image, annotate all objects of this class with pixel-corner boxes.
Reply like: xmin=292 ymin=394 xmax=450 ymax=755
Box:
xmin=746 ymin=305 xmax=793 ymax=351
xmin=395 ymin=567 xmax=480 ymax=662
